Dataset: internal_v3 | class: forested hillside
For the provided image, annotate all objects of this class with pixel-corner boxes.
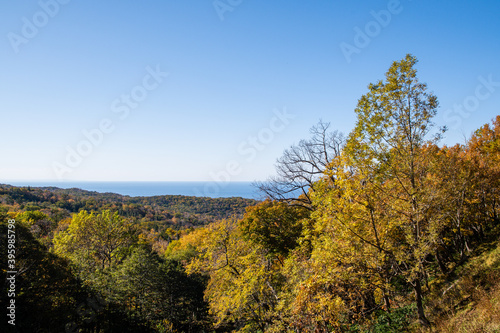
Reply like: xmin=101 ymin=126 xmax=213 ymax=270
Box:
xmin=0 ymin=186 xmax=257 ymax=332
xmin=171 ymin=55 xmax=500 ymax=332
xmin=1 ymin=55 xmax=499 ymax=332
xmin=0 ymin=184 xmax=257 ymax=230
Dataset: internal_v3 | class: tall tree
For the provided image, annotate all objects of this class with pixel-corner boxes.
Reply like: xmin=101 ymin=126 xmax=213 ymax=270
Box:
xmin=311 ymin=154 xmax=397 ymax=314
xmin=343 ymin=54 xmax=442 ymax=327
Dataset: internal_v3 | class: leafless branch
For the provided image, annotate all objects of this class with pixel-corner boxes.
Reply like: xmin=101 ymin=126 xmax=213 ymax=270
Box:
xmin=254 ymin=120 xmax=344 ymax=210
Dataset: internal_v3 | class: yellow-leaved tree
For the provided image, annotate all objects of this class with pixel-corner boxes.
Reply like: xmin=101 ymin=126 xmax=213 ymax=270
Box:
xmin=186 ymin=204 xmax=308 ymax=333
xmin=53 ymin=210 xmax=137 ymax=281
xmin=309 ymin=54 xmax=443 ymax=327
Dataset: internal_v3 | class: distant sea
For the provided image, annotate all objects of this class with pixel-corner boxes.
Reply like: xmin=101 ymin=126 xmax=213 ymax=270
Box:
xmin=4 ymin=181 xmax=262 ymax=200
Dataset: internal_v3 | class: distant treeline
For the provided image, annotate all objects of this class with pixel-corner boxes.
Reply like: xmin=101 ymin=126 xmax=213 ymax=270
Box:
xmin=0 ymin=185 xmax=258 ymax=332
xmin=0 ymin=184 xmax=258 ymax=230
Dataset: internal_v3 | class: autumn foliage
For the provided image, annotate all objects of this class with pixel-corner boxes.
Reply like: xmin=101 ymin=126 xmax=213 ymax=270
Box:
xmin=174 ymin=56 xmax=500 ymax=332
xmin=1 ymin=55 xmax=499 ymax=332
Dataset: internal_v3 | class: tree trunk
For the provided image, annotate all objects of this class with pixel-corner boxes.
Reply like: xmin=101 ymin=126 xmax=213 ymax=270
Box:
xmin=414 ymin=278 xmax=431 ymax=328
xmin=384 ymin=293 xmax=391 ymax=312
xmin=435 ymin=251 xmax=448 ymax=274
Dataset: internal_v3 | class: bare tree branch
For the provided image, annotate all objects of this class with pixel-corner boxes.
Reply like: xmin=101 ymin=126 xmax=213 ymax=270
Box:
xmin=254 ymin=120 xmax=344 ymax=210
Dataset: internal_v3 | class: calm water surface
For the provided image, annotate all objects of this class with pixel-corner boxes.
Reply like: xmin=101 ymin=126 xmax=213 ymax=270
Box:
xmin=4 ymin=181 xmax=262 ymax=199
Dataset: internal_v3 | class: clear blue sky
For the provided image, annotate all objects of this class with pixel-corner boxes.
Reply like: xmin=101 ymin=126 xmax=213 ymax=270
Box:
xmin=1 ymin=0 xmax=499 ymax=182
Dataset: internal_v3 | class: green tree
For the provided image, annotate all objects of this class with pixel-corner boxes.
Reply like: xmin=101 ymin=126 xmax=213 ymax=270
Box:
xmin=0 ymin=214 xmax=87 ymax=333
xmin=343 ymin=54 xmax=442 ymax=327
xmin=16 ymin=210 xmax=53 ymax=239
xmin=53 ymin=210 xmax=137 ymax=277
xmin=110 ymin=246 xmax=209 ymax=332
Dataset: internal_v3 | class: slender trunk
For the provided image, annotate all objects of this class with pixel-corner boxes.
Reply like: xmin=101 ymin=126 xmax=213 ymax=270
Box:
xmin=414 ymin=278 xmax=430 ymax=328
xmin=384 ymin=293 xmax=391 ymax=312
xmin=435 ymin=251 xmax=448 ymax=274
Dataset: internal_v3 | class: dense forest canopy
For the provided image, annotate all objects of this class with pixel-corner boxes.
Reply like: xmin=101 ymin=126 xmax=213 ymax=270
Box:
xmin=1 ymin=55 xmax=500 ymax=332
xmin=0 ymin=184 xmax=257 ymax=229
